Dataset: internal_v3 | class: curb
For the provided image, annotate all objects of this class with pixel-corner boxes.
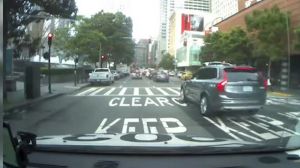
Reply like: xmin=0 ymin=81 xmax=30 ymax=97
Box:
xmin=4 ymin=83 xmax=90 ymax=116
xmin=4 ymin=93 xmax=64 ymax=114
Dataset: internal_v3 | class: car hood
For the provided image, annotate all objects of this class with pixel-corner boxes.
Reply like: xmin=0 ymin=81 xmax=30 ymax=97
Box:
xmin=33 ymin=133 xmax=299 ymax=154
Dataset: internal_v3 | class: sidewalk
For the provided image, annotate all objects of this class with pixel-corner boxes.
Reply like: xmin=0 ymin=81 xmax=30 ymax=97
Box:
xmin=4 ymin=81 xmax=89 ymax=113
xmin=267 ymin=87 xmax=300 ymax=98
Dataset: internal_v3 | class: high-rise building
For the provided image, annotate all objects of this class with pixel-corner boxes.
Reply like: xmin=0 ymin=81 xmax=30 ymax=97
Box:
xmin=134 ymin=39 xmax=150 ymax=67
xmin=159 ymin=0 xmax=212 ymax=63
xmin=211 ymin=0 xmax=238 ymax=21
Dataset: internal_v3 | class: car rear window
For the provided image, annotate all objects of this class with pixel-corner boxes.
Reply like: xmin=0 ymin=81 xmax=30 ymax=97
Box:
xmin=224 ymin=68 xmax=260 ymax=82
xmin=95 ymin=69 xmax=109 ymax=72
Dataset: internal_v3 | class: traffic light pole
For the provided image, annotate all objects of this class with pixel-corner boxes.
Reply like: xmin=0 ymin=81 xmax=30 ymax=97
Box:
xmin=48 ymin=45 xmax=52 ymax=94
xmin=74 ymin=62 xmax=77 ymax=86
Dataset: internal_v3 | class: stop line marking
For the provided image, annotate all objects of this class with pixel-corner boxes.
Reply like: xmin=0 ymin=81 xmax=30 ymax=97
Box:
xmin=74 ymin=87 xmax=180 ymax=96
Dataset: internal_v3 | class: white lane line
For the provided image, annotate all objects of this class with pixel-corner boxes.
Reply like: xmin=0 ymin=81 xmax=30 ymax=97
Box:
xmin=145 ymin=88 xmax=154 ymax=95
xmin=89 ymin=88 xmax=105 ymax=96
xmin=103 ymin=87 xmax=116 ymax=95
xmin=167 ymin=87 xmax=180 ymax=95
xmin=118 ymin=88 xmax=127 ymax=96
xmin=75 ymin=87 xmax=97 ymax=96
xmin=156 ymin=88 xmax=170 ymax=96
xmin=133 ymin=88 xmax=139 ymax=96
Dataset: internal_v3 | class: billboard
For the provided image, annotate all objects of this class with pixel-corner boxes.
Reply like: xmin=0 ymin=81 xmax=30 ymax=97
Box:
xmin=181 ymin=14 xmax=204 ymax=34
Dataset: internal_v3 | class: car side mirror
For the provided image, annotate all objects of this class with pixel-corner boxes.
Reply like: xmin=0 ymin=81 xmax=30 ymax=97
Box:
xmin=3 ymin=122 xmax=21 ymax=167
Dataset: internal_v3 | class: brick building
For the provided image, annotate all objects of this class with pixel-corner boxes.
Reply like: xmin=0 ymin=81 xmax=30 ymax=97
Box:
xmin=214 ymin=0 xmax=300 ymax=89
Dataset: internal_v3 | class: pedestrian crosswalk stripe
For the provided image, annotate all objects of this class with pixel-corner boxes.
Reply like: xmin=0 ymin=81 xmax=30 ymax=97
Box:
xmin=156 ymin=88 xmax=170 ymax=95
xmin=145 ymin=88 xmax=154 ymax=95
xmin=167 ymin=87 xmax=180 ymax=95
xmin=76 ymin=87 xmax=97 ymax=96
xmin=134 ymin=88 xmax=139 ymax=96
xmin=89 ymin=88 xmax=105 ymax=96
xmin=74 ymin=87 xmax=182 ymax=96
xmin=118 ymin=88 xmax=127 ymax=95
xmin=103 ymin=87 xmax=116 ymax=95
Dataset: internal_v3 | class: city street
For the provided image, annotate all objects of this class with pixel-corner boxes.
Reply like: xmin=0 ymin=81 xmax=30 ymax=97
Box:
xmin=6 ymin=76 xmax=300 ymax=144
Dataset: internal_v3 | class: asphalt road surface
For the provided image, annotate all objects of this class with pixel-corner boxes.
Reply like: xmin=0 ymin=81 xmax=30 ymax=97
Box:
xmin=6 ymin=76 xmax=300 ymax=144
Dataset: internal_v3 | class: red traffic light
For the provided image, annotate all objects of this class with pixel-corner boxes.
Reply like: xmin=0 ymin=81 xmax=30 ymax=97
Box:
xmin=48 ymin=33 xmax=53 ymax=46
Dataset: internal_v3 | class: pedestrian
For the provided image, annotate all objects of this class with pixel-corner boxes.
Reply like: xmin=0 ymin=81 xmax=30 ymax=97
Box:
xmin=267 ymin=77 xmax=273 ymax=91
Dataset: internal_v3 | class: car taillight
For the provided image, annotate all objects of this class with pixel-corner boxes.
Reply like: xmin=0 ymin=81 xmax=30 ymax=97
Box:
xmin=217 ymin=80 xmax=227 ymax=92
xmin=217 ymin=71 xmax=228 ymax=92
xmin=264 ymin=79 xmax=268 ymax=90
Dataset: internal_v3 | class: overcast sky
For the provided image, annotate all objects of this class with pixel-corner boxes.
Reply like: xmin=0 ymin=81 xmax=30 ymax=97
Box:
xmin=75 ymin=0 xmax=160 ymax=40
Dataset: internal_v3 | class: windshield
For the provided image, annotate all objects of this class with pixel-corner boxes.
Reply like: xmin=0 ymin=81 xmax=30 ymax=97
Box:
xmin=3 ymin=0 xmax=300 ymax=156
xmin=225 ymin=68 xmax=260 ymax=82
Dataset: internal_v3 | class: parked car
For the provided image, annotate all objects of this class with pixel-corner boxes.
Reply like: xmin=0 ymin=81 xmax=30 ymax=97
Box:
xmin=181 ymin=71 xmax=193 ymax=80
xmin=111 ymin=70 xmax=120 ymax=80
xmin=88 ymin=68 xmax=114 ymax=85
xmin=153 ymin=71 xmax=169 ymax=82
xmin=180 ymin=65 xmax=267 ymax=116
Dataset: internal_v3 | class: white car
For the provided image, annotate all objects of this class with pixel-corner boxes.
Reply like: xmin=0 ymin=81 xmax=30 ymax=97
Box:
xmin=88 ymin=68 xmax=114 ymax=85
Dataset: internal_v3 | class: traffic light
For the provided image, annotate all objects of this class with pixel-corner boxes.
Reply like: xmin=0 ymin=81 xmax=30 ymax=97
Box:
xmin=43 ymin=52 xmax=49 ymax=60
xmin=48 ymin=33 xmax=53 ymax=46
xmin=101 ymin=55 xmax=105 ymax=61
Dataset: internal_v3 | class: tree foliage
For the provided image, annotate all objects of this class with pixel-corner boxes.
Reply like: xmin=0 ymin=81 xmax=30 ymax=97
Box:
xmin=54 ymin=11 xmax=135 ymax=65
xmin=4 ymin=0 xmax=78 ymax=47
xmin=295 ymin=26 xmax=300 ymax=51
xmin=200 ymin=27 xmax=253 ymax=65
xmin=159 ymin=53 xmax=174 ymax=70
xmin=201 ymin=5 xmax=289 ymax=67
xmin=245 ymin=5 xmax=289 ymax=61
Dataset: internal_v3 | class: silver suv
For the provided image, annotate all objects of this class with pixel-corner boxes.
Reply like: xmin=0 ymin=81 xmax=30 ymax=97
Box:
xmin=180 ymin=65 xmax=267 ymax=116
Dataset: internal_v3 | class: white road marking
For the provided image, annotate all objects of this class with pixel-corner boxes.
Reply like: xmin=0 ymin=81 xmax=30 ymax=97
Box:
xmin=133 ymin=88 xmax=139 ymax=96
xmin=167 ymin=87 xmax=180 ymax=95
xmin=145 ymin=88 xmax=154 ymax=95
xmin=228 ymin=119 xmax=263 ymax=141
xmin=95 ymin=118 xmax=120 ymax=133
xmin=156 ymin=88 xmax=169 ymax=96
xmin=160 ymin=118 xmax=187 ymax=133
xmin=243 ymin=120 xmax=280 ymax=138
xmin=118 ymin=88 xmax=127 ymax=95
xmin=76 ymin=87 xmax=97 ymax=96
xmin=255 ymin=115 xmax=300 ymax=135
xmin=103 ymin=87 xmax=116 ymax=95
xmin=150 ymin=127 xmax=158 ymax=134
xmin=89 ymin=88 xmax=105 ymax=96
